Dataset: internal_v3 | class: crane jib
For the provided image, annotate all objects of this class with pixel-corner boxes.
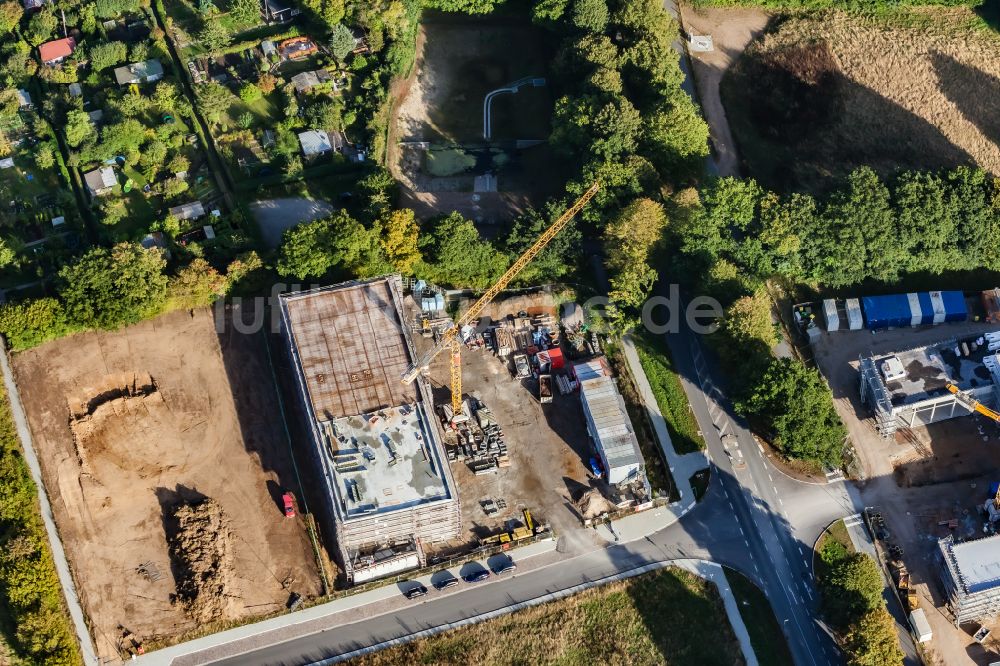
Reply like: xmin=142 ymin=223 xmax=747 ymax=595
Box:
xmin=399 ymin=181 xmax=600 ymax=387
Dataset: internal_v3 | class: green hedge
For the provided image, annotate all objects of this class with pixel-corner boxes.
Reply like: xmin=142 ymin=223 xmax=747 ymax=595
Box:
xmin=690 ymin=0 xmax=979 ymax=9
xmin=0 ymin=383 xmax=80 ymax=664
xmin=634 ymin=334 xmax=705 ymax=454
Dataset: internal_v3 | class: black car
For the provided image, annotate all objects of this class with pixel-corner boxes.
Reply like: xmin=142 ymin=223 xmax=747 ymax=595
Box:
xmin=463 ymin=570 xmax=490 ymax=583
xmin=490 ymin=557 xmax=516 ymax=575
xmin=433 ymin=574 xmax=460 ymax=590
xmin=404 ymin=584 xmax=428 ymax=599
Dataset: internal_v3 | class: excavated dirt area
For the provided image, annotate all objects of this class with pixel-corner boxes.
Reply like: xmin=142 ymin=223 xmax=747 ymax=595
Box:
xmin=14 ymin=308 xmax=321 ymax=661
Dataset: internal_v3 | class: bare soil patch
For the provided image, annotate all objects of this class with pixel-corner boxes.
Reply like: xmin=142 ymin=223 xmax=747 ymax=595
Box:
xmin=13 ymin=308 xmax=321 ymax=661
xmin=722 ymin=9 xmax=1000 ymax=190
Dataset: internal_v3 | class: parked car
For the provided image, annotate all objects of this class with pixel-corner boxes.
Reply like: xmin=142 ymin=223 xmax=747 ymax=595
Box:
xmin=463 ymin=570 xmax=490 ymax=583
xmin=404 ymin=584 xmax=428 ymax=600
xmin=282 ymin=492 xmax=296 ymax=517
xmin=433 ymin=573 xmax=460 ymax=590
xmin=490 ymin=556 xmax=516 ymax=575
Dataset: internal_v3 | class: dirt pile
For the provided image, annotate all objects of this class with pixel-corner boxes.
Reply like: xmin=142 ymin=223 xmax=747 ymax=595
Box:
xmin=68 ymin=373 xmax=161 ymax=470
xmin=169 ymin=500 xmax=237 ymax=624
xmin=575 ymin=488 xmax=613 ymax=520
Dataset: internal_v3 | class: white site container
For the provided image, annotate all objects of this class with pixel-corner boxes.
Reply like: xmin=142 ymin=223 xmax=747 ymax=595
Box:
xmin=930 ymin=291 xmax=947 ymax=324
xmin=822 ymin=299 xmax=839 ymax=331
xmin=845 ymin=298 xmax=864 ymax=330
xmin=909 ymin=609 xmax=933 ymax=643
xmin=907 ymin=293 xmax=922 ymax=327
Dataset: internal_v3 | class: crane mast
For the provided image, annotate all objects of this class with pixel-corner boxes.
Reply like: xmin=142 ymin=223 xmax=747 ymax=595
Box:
xmin=401 ymin=182 xmax=600 ymax=417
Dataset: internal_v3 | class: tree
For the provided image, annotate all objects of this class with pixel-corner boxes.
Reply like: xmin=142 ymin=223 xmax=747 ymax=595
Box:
xmin=197 ymin=82 xmax=233 ymax=125
xmin=239 ymin=82 xmax=261 ymax=102
xmin=419 ymin=213 xmax=508 ymax=289
xmin=88 ymin=41 xmax=127 ymax=71
xmin=25 ymin=10 xmax=57 ymax=46
xmin=305 ymin=101 xmax=341 ymax=130
xmin=604 ymin=197 xmax=666 ymax=309
xmin=198 ymin=21 xmax=231 ymax=56
xmin=35 ymin=144 xmax=55 ymax=170
xmin=842 ymin=609 xmax=904 ymax=666
xmin=257 ymin=73 xmax=278 ymax=94
xmin=97 ymin=118 xmax=145 ymax=157
xmin=58 ymin=243 xmax=168 ymax=330
xmin=94 ymin=0 xmax=141 ymax=19
xmin=0 ymin=298 xmax=71 ymax=350
xmin=503 ymin=202 xmax=581 ymax=285
xmin=572 ymin=0 xmax=608 ymax=32
xmin=64 ymin=110 xmax=95 ymax=148
xmin=278 ymin=219 xmax=334 ymax=279
xmin=277 ymin=211 xmax=389 ymax=280
xmin=739 ymin=358 xmax=846 ymax=465
xmin=225 ymin=251 xmax=263 ymax=288
xmin=424 ymin=0 xmax=501 ymax=12
xmin=0 ymin=1 xmax=21 ymax=37
xmin=329 ymin=23 xmax=356 ymax=62
xmin=723 ymin=290 xmax=777 ymax=350
xmin=823 ymin=553 xmax=884 ymax=626
xmin=168 ymin=258 xmax=227 ymax=308
xmin=379 ymin=209 xmax=421 ymax=274
xmin=228 ymin=0 xmax=259 ymax=25
xmin=642 ymin=96 xmax=709 ymax=180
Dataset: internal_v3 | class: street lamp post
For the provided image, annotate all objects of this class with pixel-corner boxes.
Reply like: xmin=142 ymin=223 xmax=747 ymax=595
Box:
xmin=483 ymin=77 xmax=546 ymax=140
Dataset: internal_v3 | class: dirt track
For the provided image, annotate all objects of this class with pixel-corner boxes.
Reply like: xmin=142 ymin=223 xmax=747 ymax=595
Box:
xmin=14 ymin=308 xmax=320 ymax=660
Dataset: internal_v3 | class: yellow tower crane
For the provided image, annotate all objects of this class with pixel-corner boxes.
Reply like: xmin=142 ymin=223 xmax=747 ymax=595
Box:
xmin=401 ymin=181 xmax=600 ymax=417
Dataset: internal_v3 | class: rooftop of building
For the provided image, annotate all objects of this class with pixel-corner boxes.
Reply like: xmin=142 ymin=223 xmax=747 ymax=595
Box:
xmin=941 ymin=534 xmax=1000 ymax=594
xmin=280 ymin=277 xmax=417 ymax=420
xmin=325 ymin=404 xmax=449 ymax=518
xmin=574 ymin=358 xmax=642 ymax=473
xmin=871 ymin=336 xmax=995 ymax=407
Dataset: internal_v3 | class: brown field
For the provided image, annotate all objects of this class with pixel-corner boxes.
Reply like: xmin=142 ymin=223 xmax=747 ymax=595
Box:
xmin=13 ymin=308 xmax=321 ymax=661
xmin=722 ymin=8 xmax=1000 ymax=190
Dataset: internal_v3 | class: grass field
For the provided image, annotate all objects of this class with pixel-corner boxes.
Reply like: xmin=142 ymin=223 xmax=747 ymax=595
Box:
xmin=633 ymin=334 xmax=705 ymax=454
xmin=815 ymin=518 xmax=855 ymax=581
xmin=347 ymin=567 xmax=745 ymax=666
xmin=722 ymin=7 xmax=1000 ymax=191
xmin=727 ymin=568 xmax=795 ymax=666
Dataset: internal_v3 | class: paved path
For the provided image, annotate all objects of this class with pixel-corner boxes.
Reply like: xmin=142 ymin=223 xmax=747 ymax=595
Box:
xmin=249 ymin=198 xmax=335 ymax=249
xmin=674 ymin=559 xmax=758 ymax=666
xmin=0 ymin=342 xmax=98 ymax=666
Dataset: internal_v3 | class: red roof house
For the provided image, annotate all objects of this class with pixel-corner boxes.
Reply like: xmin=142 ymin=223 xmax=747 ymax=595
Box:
xmin=39 ymin=37 xmax=76 ymax=66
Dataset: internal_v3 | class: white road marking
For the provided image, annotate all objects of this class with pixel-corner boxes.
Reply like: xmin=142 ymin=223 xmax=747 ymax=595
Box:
xmin=798 ymin=546 xmax=804 ymax=555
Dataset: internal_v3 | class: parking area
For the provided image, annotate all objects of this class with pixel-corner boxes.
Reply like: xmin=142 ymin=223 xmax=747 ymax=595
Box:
xmin=812 ymin=321 xmax=1000 ymax=664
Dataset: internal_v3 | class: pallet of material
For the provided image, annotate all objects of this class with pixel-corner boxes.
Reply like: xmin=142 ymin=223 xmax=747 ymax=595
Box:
xmin=496 ymin=454 xmax=511 ymax=468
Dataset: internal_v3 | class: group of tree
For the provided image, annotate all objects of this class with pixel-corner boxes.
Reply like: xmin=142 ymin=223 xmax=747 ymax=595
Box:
xmin=0 ymin=244 xmax=262 ymax=349
xmin=818 ymin=538 xmax=904 ymax=666
xmin=681 ymin=166 xmax=1000 ymax=289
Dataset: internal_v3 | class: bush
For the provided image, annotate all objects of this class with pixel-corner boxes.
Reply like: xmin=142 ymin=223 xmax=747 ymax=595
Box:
xmin=0 ymin=298 xmax=75 ymax=351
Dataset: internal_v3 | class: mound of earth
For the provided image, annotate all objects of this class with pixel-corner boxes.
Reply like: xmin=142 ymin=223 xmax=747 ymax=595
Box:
xmin=723 ymin=9 xmax=1000 ymax=190
xmin=575 ymin=488 xmax=614 ymax=520
xmin=169 ymin=499 xmax=237 ymax=624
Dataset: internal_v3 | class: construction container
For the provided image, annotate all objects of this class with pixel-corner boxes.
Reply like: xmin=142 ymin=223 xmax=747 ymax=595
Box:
xmin=906 ymin=292 xmax=934 ymax=326
xmin=822 ymin=299 xmax=839 ymax=331
xmin=537 ymin=348 xmax=565 ymax=371
xmin=941 ymin=290 xmax=968 ymax=322
xmin=863 ymin=294 xmax=912 ymax=330
xmin=909 ymin=608 xmax=933 ymax=643
xmin=929 ymin=291 xmax=947 ymax=324
xmin=845 ymin=298 xmax=863 ymax=330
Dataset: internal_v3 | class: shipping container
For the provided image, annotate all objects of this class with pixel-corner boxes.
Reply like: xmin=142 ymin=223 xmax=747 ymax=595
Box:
xmin=941 ymin=290 xmax=968 ymax=323
xmin=822 ymin=299 xmax=839 ymax=331
xmin=909 ymin=609 xmax=933 ymax=643
xmin=930 ymin=291 xmax=947 ymax=324
xmin=906 ymin=292 xmax=934 ymax=326
xmin=906 ymin=293 xmax=921 ymax=327
xmin=845 ymin=298 xmax=863 ymax=330
xmin=863 ymin=294 xmax=912 ymax=330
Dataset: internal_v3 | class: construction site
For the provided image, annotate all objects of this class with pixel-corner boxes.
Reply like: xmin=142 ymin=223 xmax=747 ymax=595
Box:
xmin=12 ymin=308 xmax=321 ymax=662
xmin=810 ymin=290 xmax=1000 ymax=663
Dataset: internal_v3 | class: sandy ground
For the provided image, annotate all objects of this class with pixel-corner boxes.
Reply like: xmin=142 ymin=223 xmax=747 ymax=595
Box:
xmin=679 ymin=4 xmax=770 ymax=177
xmin=812 ymin=322 xmax=1000 ymax=665
xmin=404 ymin=293 xmax=603 ymax=556
xmin=14 ymin=308 xmax=321 ymax=660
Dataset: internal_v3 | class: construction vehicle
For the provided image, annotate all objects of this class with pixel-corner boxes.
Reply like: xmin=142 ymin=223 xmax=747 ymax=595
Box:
xmin=538 ymin=374 xmax=553 ymax=403
xmin=400 ymin=182 xmax=600 ymax=418
xmin=897 ymin=567 xmax=919 ymax=611
xmin=479 ymin=509 xmax=541 ymax=545
xmin=946 ymin=383 xmax=1000 ymax=422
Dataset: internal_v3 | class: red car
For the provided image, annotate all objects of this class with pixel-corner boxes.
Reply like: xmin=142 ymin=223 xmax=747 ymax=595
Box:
xmin=282 ymin=492 xmax=296 ymax=518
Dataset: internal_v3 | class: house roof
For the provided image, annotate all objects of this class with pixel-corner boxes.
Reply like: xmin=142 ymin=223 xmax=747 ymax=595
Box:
xmin=113 ymin=59 xmax=164 ymax=85
xmin=68 ymin=83 xmax=82 ymax=97
xmin=84 ymin=166 xmax=116 ymax=191
xmin=261 ymin=40 xmax=277 ymax=56
xmin=298 ymin=130 xmax=332 ymax=156
xmin=291 ymin=69 xmax=332 ymax=93
xmin=16 ymin=89 xmax=31 ymax=107
xmin=39 ymin=37 xmax=75 ymax=63
xmin=23 ymin=0 xmax=43 ymax=8
xmin=168 ymin=201 xmax=206 ymax=221
xmin=0 ymin=158 xmax=14 ymax=169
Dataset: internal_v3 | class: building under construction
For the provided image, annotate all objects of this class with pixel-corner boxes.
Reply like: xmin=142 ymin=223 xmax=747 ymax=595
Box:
xmin=278 ymin=276 xmax=461 ymax=583
xmin=939 ymin=534 xmax=1000 ymax=624
xmin=859 ymin=333 xmax=1000 ymax=438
